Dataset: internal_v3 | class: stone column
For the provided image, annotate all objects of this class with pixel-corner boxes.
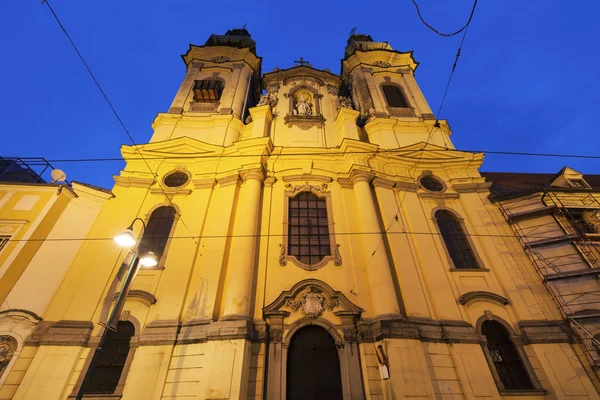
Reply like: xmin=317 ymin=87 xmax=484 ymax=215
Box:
xmin=222 ymin=168 xmax=265 ymax=320
xmin=350 ymin=171 xmax=402 ymax=317
xmin=168 ymin=61 xmax=202 ymax=114
xmin=230 ymin=64 xmax=252 ymax=119
xmin=264 ymin=311 xmax=288 ymax=400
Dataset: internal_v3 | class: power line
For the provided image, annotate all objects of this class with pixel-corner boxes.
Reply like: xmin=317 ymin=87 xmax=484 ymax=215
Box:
xmin=8 ymin=147 xmax=600 ymax=165
xmin=42 ymin=0 xmax=198 ymax=244
xmin=0 ymin=229 xmax=573 ymax=243
xmin=410 ymin=0 xmax=479 ymax=37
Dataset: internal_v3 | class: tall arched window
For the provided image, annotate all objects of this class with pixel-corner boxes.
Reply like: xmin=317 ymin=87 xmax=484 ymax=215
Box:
xmin=435 ymin=210 xmax=479 ymax=269
xmin=382 ymin=84 xmax=409 ymax=108
xmin=139 ymin=206 xmax=176 ymax=263
xmin=288 ymin=192 xmax=331 ymax=266
xmin=85 ymin=321 xmax=135 ymax=394
xmin=481 ymin=320 xmax=533 ymax=391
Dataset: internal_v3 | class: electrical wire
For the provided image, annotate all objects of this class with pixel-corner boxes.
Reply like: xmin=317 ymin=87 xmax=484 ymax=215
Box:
xmin=0 ymin=229 xmax=573 ymax=243
xmin=41 ymin=0 xmax=197 ymax=244
xmin=8 ymin=147 xmax=600 ymax=164
xmin=410 ymin=0 xmax=479 ymax=37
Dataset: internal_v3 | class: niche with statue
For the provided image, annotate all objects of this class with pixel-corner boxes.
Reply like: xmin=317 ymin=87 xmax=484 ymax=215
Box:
xmin=284 ymin=85 xmax=325 ymax=129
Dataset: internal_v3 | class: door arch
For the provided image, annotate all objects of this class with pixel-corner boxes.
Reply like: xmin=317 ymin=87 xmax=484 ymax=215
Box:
xmin=286 ymin=325 xmax=343 ymax=400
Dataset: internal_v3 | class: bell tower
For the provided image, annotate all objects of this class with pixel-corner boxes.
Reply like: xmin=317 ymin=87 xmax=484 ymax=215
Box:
xmin=150 ymin=29 xmax=262 ymax=146
xmin=341 ymin=34 xmax=451 ymax=149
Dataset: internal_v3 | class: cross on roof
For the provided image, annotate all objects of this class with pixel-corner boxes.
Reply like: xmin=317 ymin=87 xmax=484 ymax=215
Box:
xmin=294 ymin=57 xmax=311 ymax=67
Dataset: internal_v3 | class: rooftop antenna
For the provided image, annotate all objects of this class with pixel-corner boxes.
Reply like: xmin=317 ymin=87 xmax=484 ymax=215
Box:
xmin=242 ymin=22 xmax=247 ymax=29
xmin=349 ymin=27 xmax=357 ymax=36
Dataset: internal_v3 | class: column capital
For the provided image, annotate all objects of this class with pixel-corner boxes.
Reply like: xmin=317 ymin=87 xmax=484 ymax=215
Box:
xmin=349 ymin=170 xmax=373 ymax=185
xmin=240 ymin=168 xmax=266 ymax=183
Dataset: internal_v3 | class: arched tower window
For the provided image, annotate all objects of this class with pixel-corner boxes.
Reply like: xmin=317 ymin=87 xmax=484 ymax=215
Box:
xmin=85 ymin=321 xmax=135 ymax=394
xmin=193 ymin=79 xmax=224 ymax=103
xmin=288 ymin=192 xmax=331 ymax=265
xmin=139 ymin=206 xmax=176 ymax=263
xmin=382 ymin=84 xmax=409 ymax=108
xmin=481 ymin=320 xmax=533 ymax=391
xmin=435 ymin=210 xmax=479 ymax=269
xmin=0 ymin=335 xmax=18 ymax=380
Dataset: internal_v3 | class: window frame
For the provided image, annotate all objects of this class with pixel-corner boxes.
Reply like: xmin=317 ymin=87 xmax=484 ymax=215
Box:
xmin=70 ymin=317 xmax=140 ymax=399
xmin=568 ymin=178 xmax=590 ymax=189
xmin=476 ymin=315 xmax=545 ymax=395
xmin=138 ymin=204 xmax=179 ymax=269
xmin=192 ymin=78 xmax=224 ymax=103
xmin=433 ymin=208 xmax=484 ymax=270
xmin=379 ymin=82 xmax=416 ymax=118
xmin=282 ymin=186 xmax=339 ymax=271
xmin=0 ymin=236 xmax=10 ymax=253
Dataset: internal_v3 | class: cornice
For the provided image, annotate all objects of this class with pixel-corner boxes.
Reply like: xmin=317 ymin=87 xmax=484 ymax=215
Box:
xmin=192 ymin=177 xmax=217 ymax=190
xmin=281 ymin=174 xmax=333 ymax=184
xmin=452 ymin=181 xmax=493 ymax=193
xmin=216 ymin=173 xmax=241 ymax=187
xmin=113 ymin=175 xmax=155 ymax=188
xmin=372 ymin=177 xmax=395 ymax=189
xmin=240 ymin=168 xmax=266 ymax=183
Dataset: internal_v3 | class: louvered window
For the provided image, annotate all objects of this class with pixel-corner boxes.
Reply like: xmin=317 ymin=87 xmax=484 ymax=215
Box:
xmin=193 ymin=79 xmax=224 ymax=103
xmin=382 ymin=85 xmax=409 ymax=108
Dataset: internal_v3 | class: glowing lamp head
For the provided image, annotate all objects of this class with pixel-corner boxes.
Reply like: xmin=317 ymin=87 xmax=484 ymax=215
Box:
xmin=114 ymin=227 xmax=136 ymax=247
xmin=139 ymin=251 xmax=158 ymax=268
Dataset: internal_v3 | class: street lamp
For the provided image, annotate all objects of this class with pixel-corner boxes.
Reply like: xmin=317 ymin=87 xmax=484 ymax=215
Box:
xmin=76 ymin=217 xmax=156 ymax=399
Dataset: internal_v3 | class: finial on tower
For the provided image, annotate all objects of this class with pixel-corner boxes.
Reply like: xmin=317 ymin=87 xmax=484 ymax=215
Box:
xmin=294 ymin=57 xmax=311 ymax=67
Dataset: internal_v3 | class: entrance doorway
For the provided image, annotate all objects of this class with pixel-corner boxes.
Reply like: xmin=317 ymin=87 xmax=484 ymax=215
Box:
xmin=286 ymin=326 xmax=343 ymax=400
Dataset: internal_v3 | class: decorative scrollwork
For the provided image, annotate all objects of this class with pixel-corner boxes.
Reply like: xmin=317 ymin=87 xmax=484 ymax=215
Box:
xmin=279 ymin=244 xmax=287 ymax=266
xmin=285 ymin=285 xmax=339 ymax=319
xmin=337 ymin=96 xmax=353 ymax=111
xmin=334 ymin=244 xmax=342 ymax=266
xmin=211 ymin=56 xmax=231 ymax=63
xmin=269 ymin=328 xmax=283 ymax=343
xmin=373 ymin=61 xmax=391 ymax=68
xmin=285 ymin=182 xmax=329 ymax=194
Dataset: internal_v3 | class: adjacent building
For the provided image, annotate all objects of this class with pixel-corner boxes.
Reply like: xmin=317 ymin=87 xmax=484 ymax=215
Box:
xmin=2 ymin=30 xmax=600 ymax=399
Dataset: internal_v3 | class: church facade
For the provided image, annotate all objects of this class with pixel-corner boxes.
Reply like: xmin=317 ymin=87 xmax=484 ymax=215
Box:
xmin=2 ymin=30 xmax=599 ymax=399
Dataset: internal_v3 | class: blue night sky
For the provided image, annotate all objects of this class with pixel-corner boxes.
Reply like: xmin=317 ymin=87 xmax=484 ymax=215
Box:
xmin=1 ymin=1 xmax=598 ymax=189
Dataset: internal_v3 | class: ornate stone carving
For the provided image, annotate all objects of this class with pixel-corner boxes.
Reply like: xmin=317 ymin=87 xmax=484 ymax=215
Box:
xmin=286 ymin=285 xmax=339 ymax=319
xmin=334 ymin=244 xmax=342 ymax=266
xmin=269 ymin=328 xmax=283 ymax=343
xmin=327 ymin=85 xmax=338 ymax=95
xmin=337 ymin=96 xmax=353 ymax=111
xmin=343 ymin=328 xmax=356 ymax=343
xmin=211 ymin=56 xmax=231 ymax=63
xmin=257 ymin=87 xmax=278 ymax=108
xmin=285 ymin=182 xmax=329 ymax=194
xmin=279 ymin=243 xmax=287 ymax=266
xmin=373 ymin=61 xmax=391 ymax=68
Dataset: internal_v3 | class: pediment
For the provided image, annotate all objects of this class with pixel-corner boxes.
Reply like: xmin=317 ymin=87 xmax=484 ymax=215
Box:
xmin=550 ymin=166 xmax=588 ymax=188
xmin=121 ymin=136 xmax=223 ymax=159
xmin=264 ymin=279 xmax=362 ymax=320
xmin=394 ymin=142 xmax=483 ymax=162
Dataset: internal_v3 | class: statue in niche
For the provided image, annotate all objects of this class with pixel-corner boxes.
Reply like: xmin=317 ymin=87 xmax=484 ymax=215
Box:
xmin=293 ymin=89 xmax=313 ymax=116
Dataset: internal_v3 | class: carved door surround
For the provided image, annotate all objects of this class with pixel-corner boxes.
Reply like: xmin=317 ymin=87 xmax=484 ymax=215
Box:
xmin=263 ymin=279 xmax=364 ymax=400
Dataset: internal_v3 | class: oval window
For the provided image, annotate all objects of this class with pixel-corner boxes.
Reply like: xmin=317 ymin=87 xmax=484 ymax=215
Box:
xmin=420 ymin=175 xmax=444 ymax=192
xmin=164 ymin=172 xmax=189 ymax=188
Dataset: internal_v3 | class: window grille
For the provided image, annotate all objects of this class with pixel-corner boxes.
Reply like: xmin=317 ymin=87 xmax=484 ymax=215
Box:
xmin=138 ymin=206 xmax=176 ymax=261
xmin=482 ymin=321 xmax=533 ymax=391
xmin=288 ymin=192 xmax=331 ymax=265
xmin=85 ymin=321 xmax=134 ymax=394
xmin=193 ymin=79 xmax=224 ymax=103
xmin=382 ymin=85 xmax=409 ymax=108
xmin=0 ymin=237 xmax=9 ymax=253
xmin=435 ymin=210 xmax=479 ymax=269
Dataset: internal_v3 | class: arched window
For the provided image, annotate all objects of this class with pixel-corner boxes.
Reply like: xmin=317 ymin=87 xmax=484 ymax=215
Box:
xmin=85 ymin=321 xmax=135 ymax=394
xmin=435 ymin=210 xmax=479 ymax=269
xmin=288 ymin=192 xmax=331 ymax=265
xmin=139 ymin=206 xmax=176 ymax=263
xmin=0 ymin=335 xmax=18 ymax=380
xmin=193 ymin=79 xmax=224 ymax=103
xmin=382 ymin=84 xmax=409 ymax=108
xmin=481 ymin=320 xmax=533 ymax=391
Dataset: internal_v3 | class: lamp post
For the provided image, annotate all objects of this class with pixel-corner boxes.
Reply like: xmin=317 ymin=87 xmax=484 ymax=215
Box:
xmin=76 ymin=218 xmax=157 ymax=400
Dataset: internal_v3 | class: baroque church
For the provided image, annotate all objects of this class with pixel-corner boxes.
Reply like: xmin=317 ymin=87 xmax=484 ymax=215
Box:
xmin=1 ymin=28 xmax=599 ymax=399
